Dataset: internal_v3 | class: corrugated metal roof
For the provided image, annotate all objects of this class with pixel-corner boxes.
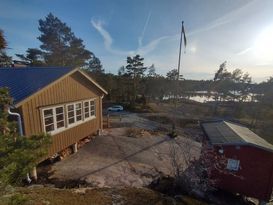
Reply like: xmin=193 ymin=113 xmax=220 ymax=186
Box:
xmin=202 ymin=121 xmax=273 ymax=152
xmin=0 ymin=67 xmax=74 ymax=104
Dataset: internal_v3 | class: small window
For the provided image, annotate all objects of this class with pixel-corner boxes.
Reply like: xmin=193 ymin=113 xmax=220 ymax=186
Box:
xmin=43 ymin=108 xmax=54 ymax=132
xmin=55 ymin=106 xmax=64 ymax=129
xmin=84 ymin=101 xmax=90 ymax=119
xmin=43 ymin=106 xmax=65 ymax=134
xmin=227 ymin=159 xmax=240 ymax=171
xmin=67 ymin=104 xmax=75 ymax=125
xmin=75 ymin=102 xmax=82 ymax=121
xmin=90 ymin=100 xmax=95 ymax=116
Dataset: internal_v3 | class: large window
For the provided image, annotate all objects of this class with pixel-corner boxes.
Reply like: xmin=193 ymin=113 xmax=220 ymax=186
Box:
xmin=42 ymin=98 xmax=96 ymax=134
xmin=43 ymin=106 xmax=65 ymax=134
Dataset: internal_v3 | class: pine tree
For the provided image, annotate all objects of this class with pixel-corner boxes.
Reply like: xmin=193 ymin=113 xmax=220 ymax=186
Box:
xmin=0 ymin=88 xmax=51 ymax=185
xmin=0 ymin=29 xmax=12 ymax=67
xmin=87 ymin=55 xmax=104 ymax=74
xmin=16 ymin=48 xmax=44 ymax=66
xmin=166 ymin=69 xmax=179 ymax=80
xmin=37 ymin=13 xmax=92 ymax=67
xmin=147 ymin=64 xmax=156 ymax=77
xmin=125 ymin=54 xmax=147 ymax=104
xmin=0 ymin=30 xmax=7 ymax=49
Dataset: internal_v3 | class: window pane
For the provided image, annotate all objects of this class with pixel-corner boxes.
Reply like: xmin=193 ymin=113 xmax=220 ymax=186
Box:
xmin=56 ymin=107 xmax=63 ymax=114
xmin=45 ymin=117 xmax=53 ymax=125
xmin=91 ymin=111 xmax=95 ymax=116
xmin=56 ymin=114 xmax=64 ymax=121
xmin=57 ymin=121 xmax=64 ymax=128
xmin=76 ymin=110 xmax=82 ymax=115
xmin=76 ymin=115 xmax=82 ymax=121
xmin=84 ymin=102 xmax=89 ymax=107
xmin=69 ymin=117 xmax=75 ymax=124
xmin=85 ymin=112 xmax=90 ymax=118
xmin=67 ymin=104 xmax=74 ymax=111
xmin=44 ymin=109 xmax=53 ymax=118
xmin=45 ymin=124 xmax=54 ymax=132
xmin=68 ymin=111 xmax=74 ymax=118
xmin=76 ymin=103 xmax=82 ymax=109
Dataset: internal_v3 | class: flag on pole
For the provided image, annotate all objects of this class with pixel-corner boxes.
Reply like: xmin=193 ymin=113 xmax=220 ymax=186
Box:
xmin=182 ymin=21 xmax=187 ymax=50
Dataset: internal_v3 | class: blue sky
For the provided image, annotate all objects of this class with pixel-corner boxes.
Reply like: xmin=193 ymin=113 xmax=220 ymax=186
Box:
xmin=1 ymin=0 xmax=273 ymax=82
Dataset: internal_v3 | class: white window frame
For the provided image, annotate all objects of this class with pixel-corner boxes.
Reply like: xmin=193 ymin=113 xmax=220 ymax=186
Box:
xmin=41 ymin=98 xmax=97 ymax=135
xmin=83 ymin=100 xmax=91 ymax=120
xmin=42 ymin=105 xmax=65 ymax=135
xmin=83 ymin=99 xmax=96 ymax=121
xmin=90 ymin=99 xmax=96 ymax=117
xmin=227 ymin=158 xmax=240 ymax=171
xmin=66 ymin=101 xmax=84 ymax=128
xmin=75 ymin=102 xmax=83 ymax=122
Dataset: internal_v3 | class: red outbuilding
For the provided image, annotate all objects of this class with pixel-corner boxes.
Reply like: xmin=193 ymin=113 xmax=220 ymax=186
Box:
xmin=201 ymin=120 xmax=273 ymax=203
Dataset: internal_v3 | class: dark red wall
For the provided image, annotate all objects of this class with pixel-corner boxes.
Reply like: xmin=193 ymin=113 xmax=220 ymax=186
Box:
xmin=210 ymin=145 xmax=273 ymax=201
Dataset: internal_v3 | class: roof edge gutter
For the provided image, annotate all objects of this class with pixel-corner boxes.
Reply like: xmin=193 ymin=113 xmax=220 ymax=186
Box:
xmin=7 ymin=107 xmax=23 ymax=136
xmin=7 ymin=107 xmax=32 ymax=183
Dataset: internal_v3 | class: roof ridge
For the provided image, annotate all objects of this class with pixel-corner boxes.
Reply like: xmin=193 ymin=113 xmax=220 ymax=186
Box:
xmin=223 ymin=121 xmax=247 ymax=143
xmin=224 ymin=121 xmax=273 ymax=147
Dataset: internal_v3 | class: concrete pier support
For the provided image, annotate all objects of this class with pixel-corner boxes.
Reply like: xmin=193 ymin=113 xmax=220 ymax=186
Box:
xmin=97 ymin=129 xmax=102 ymax=136
xmin=73 ymin=142 xmax=78 ymax=153
xmin=31 ymin=167 xmax=37 ymax=181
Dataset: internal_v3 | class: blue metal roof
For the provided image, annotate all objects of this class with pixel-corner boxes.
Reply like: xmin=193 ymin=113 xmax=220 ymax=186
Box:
xmin=0 ymin=67 xmax=74 ymax=104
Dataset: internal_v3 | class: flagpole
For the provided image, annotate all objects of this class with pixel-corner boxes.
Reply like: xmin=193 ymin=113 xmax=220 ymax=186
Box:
xmin=171 ymin=21 xmax=184 ymax=138
xmin=177 ymin=21 xmax=184 ymax=79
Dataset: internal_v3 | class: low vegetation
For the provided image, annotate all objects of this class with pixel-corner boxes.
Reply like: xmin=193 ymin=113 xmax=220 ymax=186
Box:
xmin=0 ymin=186 xmax=211 ymax=205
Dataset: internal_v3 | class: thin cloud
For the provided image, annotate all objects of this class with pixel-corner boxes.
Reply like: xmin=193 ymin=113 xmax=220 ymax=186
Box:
xmin=138 ymin=11 xmax=152 ymax=48
xmin=91 ymin=19 xmax=134 ymax=56
xmin=91 ymin=0 xmax=256 ymax=56
xmin=91 ymin=18 xmax=169 ymax=56
xmin=137 ymin=35 xmax=173 ymax=54
xmin=236 ymin=47 xmax=252 ymax=55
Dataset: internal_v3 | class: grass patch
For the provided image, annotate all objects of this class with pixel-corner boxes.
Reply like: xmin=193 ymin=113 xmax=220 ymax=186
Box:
xmin=0 ymin=187 xmax=212 ymax=205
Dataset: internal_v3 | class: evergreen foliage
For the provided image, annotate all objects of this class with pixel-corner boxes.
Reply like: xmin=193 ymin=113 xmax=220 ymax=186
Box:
xmin=0 ymin=88 xmax=51 ymax=186
xmin=125 ymin=54 xmax=147 ymax=104
xmin=0 ymin=29 xmax=12 ymax=67
xmin=17 ymin=13 xmax=94 ymax=67
xmin=16 ymin=48 xmax=44 ymax=66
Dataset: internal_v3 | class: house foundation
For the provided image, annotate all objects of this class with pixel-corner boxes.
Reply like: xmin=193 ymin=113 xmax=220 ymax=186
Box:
xmin=31 ymin=167 xmax=37 ymax=181
xmin=72 ymin=142 xmax=78 ymax=153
